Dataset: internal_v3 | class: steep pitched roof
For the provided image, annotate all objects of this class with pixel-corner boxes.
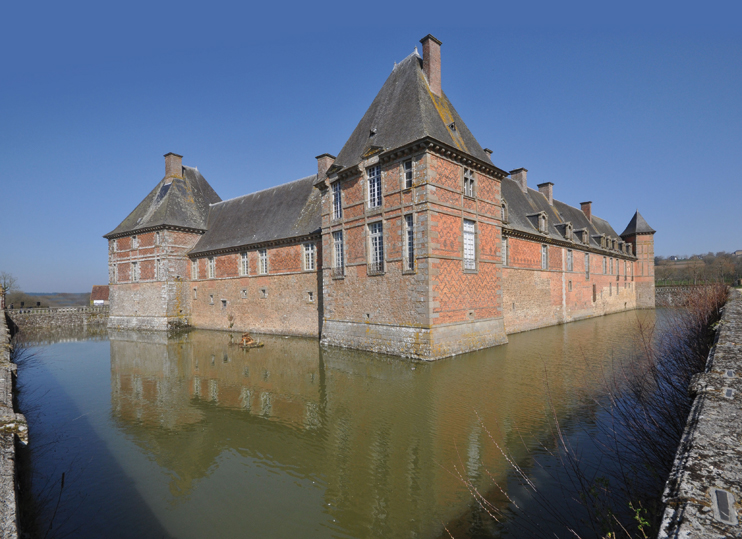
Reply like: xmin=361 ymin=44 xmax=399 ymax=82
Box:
xmin=104 ymin=166 xmax=221 ymax=238
xmin=189 ymin=175 xmax=321 ymax=256
xmin=620 ymin=211 xmax=656 ymax=237
xmin=334 ymin=51 xmax=491 ymax=170
xmin=91 ymin=285 xmax=109 ymax=301
xmin=501 ymin=177 xmax=625 ymax=252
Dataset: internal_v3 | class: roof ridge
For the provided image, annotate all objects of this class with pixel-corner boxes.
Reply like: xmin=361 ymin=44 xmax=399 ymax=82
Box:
xmin=210 ymin=174 xmax=317 ymax=206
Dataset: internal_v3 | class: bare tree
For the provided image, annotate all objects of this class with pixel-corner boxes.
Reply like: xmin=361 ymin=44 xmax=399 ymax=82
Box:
xmin=0 ymin=271 xmax=18 ymax=294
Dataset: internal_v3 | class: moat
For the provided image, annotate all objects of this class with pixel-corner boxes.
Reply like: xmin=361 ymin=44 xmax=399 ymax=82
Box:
xmin=17 ymin=309 xmax=664 ymax=539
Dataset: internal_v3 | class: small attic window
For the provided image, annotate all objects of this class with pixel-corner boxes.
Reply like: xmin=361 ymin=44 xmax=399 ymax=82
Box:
xmin=448 ymin=122 xmax=456 ymax=131
xmin=501 ymin=202 xmax=508 ymax=224
xmin=369 ymin=128 xmax=377 ymax=137
xmin=539 ymin=214 xmax=547 ymax=234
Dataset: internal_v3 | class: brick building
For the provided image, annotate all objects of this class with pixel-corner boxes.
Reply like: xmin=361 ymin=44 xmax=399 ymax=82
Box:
xmin=104 ymin=35 xmax=655 ymax=360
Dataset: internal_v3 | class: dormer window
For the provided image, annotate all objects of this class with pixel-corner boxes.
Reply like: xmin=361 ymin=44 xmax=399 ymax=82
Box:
xmin=464 ymin=169 xmax=475 ymax=197
xmin=501 ymin=202 xmax=509 ymax=224
xmin=539 ymin=214 xmax=547 ymax=234
xmin=565 ymin=223 xmax=573 ymax=241
xmin=581 ymin=230 xmax=588 ymax=244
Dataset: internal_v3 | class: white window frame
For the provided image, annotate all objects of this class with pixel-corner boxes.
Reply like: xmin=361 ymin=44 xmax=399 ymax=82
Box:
xmin=585 ymin=253 xmax=590 ymax=279
xmin=332 ymin=230 xmax=344 ymax=275
xmin=332 ymin=181 xmax=342 ymax=220
xmin=367 ymin=165 xmax=382 ymax=208
xmin=541 ymin=245 xmax=548 ymax=270
xmin=208 ymin=257 xmax=215 ymax=279
xmin=240 ymin=252 xmax=249 ymax=276
xmin=503 ymin=237 xmax=508 ymax=266
xmin=303 ymin=243 xmax=316 ymax=271
xmin=403 ymin=160 xmax=413 ymax=189
xmin=368 ymin=221 xmax=384 ymax=274
xmin=132 ymin=235 xmax=138 ymax=249
xmin=404 ymin=214 xmax=414 ymax=271
xmin=567 ymin=249 xmax=573 ymax=272
xmin=191 ymin=259 xmax=198 ymax=280
xmin=258 ymin=249 xmax=268 ymax=275
xmin=112 ymin=239 xmax=117 ymax=252
xmin=155 ymin=231 xmax=161 ymax=245
xmin=464 ymin=168 xmax=475 ymax=197
xmin=463 ymin=219 xmax=476 ymax=270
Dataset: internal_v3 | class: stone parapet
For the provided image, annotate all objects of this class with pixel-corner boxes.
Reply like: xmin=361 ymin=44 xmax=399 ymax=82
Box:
xmin=8 ymin=306 xmax=109 ymax=330
xmin=1 ymin=312 xmax=26 ymax=539
xmin=659 ymin=290 xmax=742 ymax=537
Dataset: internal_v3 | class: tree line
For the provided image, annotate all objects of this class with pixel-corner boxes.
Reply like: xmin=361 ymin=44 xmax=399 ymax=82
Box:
xmin=655 ymin=251 xmax=742 ymax=286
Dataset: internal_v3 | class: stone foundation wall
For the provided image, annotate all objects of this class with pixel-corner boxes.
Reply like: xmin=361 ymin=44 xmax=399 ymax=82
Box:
xmin=659 ymin=290 xmax=742 ymax=537
xmin=1 ymin=313 xmax=27 ymax=539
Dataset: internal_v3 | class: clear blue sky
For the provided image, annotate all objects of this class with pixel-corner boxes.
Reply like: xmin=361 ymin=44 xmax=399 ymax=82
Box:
xmin=1 ymin=2 xmax=740 ymax=292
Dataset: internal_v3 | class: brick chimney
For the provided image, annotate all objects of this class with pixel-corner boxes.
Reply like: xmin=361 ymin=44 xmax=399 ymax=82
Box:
xmin=316 ymin=153 xmax=336 ymax=180
xmin=510 ymin=168 xmax=528 ymax=193
xmin=420 ymin=34 xmax=442 ymax=97
xmin=483 ymin=148 xmax=493 ymax=160
xmin=164 ymin=153 xmax=183 ymax=179
xmin=538 ymin=182 xmax=554 ymax=205
xmin=581 ymin=201 xmax=592 ymax=222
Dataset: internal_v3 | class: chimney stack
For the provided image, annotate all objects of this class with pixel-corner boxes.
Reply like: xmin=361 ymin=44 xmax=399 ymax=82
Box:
xmin=538 ymin=182 xmax=554 ymax=205
xmin=420 ymin=34 xmax=442 ymax=97
xmin=510 ymin=168 xmax=528 ymax=193
xmin=581 ymin=201 xmax=592 ymax=222
xmin=316 ymin=153 xmax=336 ymax=180
xmin=164 ymin=152 xmax=183 ymax=179
xmin=483 ymin=148 xmax=493 ymax=161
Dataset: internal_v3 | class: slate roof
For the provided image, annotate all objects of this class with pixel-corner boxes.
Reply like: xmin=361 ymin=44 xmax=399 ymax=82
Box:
xmin=620 ymin=210 xmax=656 ymax=237
xmin=189 ymin=175 xmax=321 ymax=256
xmin=334 ymin=50 xmax=492 ymax=170
xmin=104 ymin=166 xmax=221 ymax=238
xmin=501 ymin=177 xmax=629 ymax=254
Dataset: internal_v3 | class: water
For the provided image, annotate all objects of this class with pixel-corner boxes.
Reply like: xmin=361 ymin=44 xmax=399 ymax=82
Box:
xmin=16 ymin=309 xmax=661 ymax=539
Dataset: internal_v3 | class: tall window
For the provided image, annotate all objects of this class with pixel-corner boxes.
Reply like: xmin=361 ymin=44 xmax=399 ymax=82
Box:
xmin=191 ymin=259 xmax=198 ymax=280
xmin=403 ymin=160 xmax=413 ymax=189
xmin=501 ymin=202 xmax=508 ymax=223
xmin=258 ymin=250 xmax=268 ymax=274
xmin=155 ymin=231 xmax=161 ymax=245
xmin=603 ymin=257 xmax=607 ymax=274
xmin=503 ymin=237 xmax=508 ymax=266
xmin=368 ymin=165 xmax=382 ymax=208
xmin=131 ymin=262 xmax=139 ymax=282
xmin=624 ymin=260 xmax=628 ymax=281
xmin=404 ymin=214 xmax=414 ymax=271
xmin=463 ymin=220 xmax=476 ymax=270
xmin=303 ymin=243 xmax=316 ymax=271
xmin=156 ymin=258 xmax=161 ymax=280
xmin=332 ymin=181 xmax=342 ymax=220
xmin=585 ymin=253 xmax=590 ymax=279
xmin=541 ymin=245 xmax=548 ymax=270
xmin=610 ymin=258 xmax=614 ymax=274
xmin=567 ymin=249 xmax=573 ymax=271
xmin=112 ymin=239 xmax=117 ymax=252
xmin=111 ymin=264 xmax=117 ymax=284
xmin=464 ymin=169 xmax=475 ymax=197
xmin=332 ymin=231 xmax=344 ymax=275
xmin=368 ymin=222 xmax=384 ymax=274
xmin=208 ymin=257 xmax=215 ymax=279
xmin=132 ymin=235 xmax=138 ymax=249
xmin=240 ymin=252 xmax=249 ymax=276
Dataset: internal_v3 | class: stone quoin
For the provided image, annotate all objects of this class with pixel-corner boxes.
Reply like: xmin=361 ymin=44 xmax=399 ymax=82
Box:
xmin=104 ymin=35 xmax=655 ymax=360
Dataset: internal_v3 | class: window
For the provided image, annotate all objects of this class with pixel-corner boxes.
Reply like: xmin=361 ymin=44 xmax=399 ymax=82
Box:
xmin=541 ymin=245 xmax=548 ymax=270
xmin=585 ymin=253 xmax=590 ymax=279
xmin=221 ymin=299 xmax=227 ymax=310
xmin=567 ymin=249 xmax=573 ymax=271
xmin=155 ymin=231 xmax=161 ymax=245
xmin=539 ymin=214 xmax=547 ymax=234
xmin=303 ymin=243 xmax=316 ymax=271
xmin=403 ymin=160 xmax=413 ymax=189
xmin=193 ymin=288 xmax=197 ymax=300
xmin=111 ymin=264 xmax=117 ymax=284
xmin=624 ymin=260 xmax=628 ymax=281
xmin=258 ymin=249 xmax=268 ymax=274
xmin=368 ymin=222 xmax=384 ymax=274
xmin=592 ymin=284 xmax=596 ymax=302
xmin=260 ymin=288 xmax=268 ymax=299
xmin=241 ymin=289 xmax=247 ymax=299
xmin=503 ymin=237 xmax=508 ymax=266
xmin=404 ymin=214 xmax=414 ymax=271
xmin=112 ymin=239 xmax=117 ymax=252
xmin=209 ymin=294 xmax=214 ymax=305
xmin=501 ymin=202 xmax=508 ymax=223
xmin=156 ymin=258 xmax=161 ymax=280
xmin=603 ymin=257 xmax=607 ymax=274
xmin=132 ymin=235 xmax=138 ymax=249
xmin=191 ymin=259 xmax=198 ymax=280
xmin=464 ymin=169 xmax=475 ymax=197
xmin=463 ymin=220 xmax=476 ymax=270
xmin=332 ymin=231 xmax=344 ymax=276
xmin=131 ymin=262 xmax=139 ymax=282
xmin=368 ymin=165 xmax=382 ymax=208
xmin=332 ymin=181 xmax=342 ymax=220
xmin=240 ymin=252 xmax=249 ymax=276
xmin=307 ymin=291 xmax=314 ymax=303
xmin=208 ymin=257 xmax=216 ymax=279
xmin=568 ymin=280 xmax=572 ymax=291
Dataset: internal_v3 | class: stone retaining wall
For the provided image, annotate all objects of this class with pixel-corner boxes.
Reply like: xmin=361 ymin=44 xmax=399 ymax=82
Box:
xmin=1 ymin=313 xmax=27 ymax=539
xmin=7 ymin=306 xmax=108 ymax=330
xmin=659 ymin=290 xmax=742 ymax=537
xmin=656 ymin=285 xmax=715 ymax=307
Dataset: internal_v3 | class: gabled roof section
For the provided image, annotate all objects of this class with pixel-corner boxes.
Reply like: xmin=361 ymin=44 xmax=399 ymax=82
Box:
xmin=189 ymin=175 xmax=321 ymax=256
xmin=334 ymin=51 xmax=491 ymax=170
xmin=620 ymin=211 xmax=656 ymax=237
xmin=104 ymin=166 xmax=221 ymax=238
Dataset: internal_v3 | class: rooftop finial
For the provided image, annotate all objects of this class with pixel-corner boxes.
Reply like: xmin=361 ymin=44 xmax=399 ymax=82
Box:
xmin=414 ymin=46 xmax=419 ymax=56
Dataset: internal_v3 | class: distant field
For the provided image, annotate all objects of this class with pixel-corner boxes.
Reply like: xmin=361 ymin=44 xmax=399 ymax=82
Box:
xmin=23 ymin=292 xmax=91 ymax=307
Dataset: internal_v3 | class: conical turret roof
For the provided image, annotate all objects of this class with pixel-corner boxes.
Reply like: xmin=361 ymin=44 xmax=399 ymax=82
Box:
xmin=334 ymin=50 xmax=491 ymax=169
xmin=620 ymin=210 xmax=655 ymax=237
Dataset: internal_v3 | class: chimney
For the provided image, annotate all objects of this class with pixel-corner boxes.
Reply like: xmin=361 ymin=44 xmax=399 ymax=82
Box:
xmin=538 ymin=182 xmax=554 ymax=205
xmin=510 ymin=168 xmax=528 ymax=193
xmin=581 ymin=201 xmax=592 ymax=222
xmin=483 ymin=148 xmax=493 ymax=160
xmin=316 ymin=153 xmax=336 ymax=180
xmin=164 ymin=152 xmax=183 ymax=179
xmin=420 ymin=34 xmax=442 ymax=97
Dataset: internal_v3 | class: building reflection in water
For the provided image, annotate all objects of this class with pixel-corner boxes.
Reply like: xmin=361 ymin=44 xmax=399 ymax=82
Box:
xmin=108 ymin=309 xmax=655 ymax=539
